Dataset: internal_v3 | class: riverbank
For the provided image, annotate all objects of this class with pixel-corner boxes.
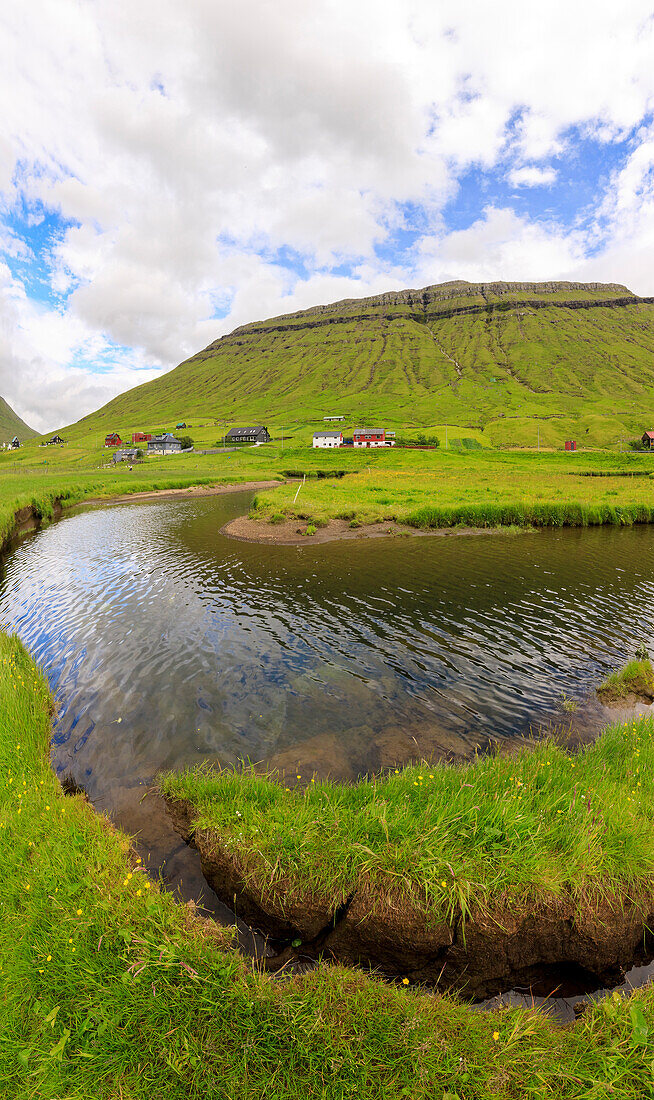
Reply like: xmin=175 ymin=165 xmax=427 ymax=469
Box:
xmin=161 ymin=718 xmax=654 ymax=999
xmin=5 ymin=632 xmax=654 ymax=1097
xmin=0 ymin=471 xmax=283 ymax=555
xmin=81 ymin=479 xmax=282 ymax=507
xmin=222 ymin=512 xmax=523 ymax=544
xmin=246 ymin=453 xmax=654 ymax=533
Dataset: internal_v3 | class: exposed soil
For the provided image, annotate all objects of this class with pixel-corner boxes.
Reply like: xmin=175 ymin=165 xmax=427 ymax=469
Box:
xmin=165 ymin=794 xmax=654 ymax=999
xmin=597 ymin=680 xmax=654 ymax=706
xmin=222 ymin=514 xmax=521 ymax=546
xmin=1 ymin=500 xmax=63 ymax=554
xmin=80 ymin=480 xmax=282 ymax=507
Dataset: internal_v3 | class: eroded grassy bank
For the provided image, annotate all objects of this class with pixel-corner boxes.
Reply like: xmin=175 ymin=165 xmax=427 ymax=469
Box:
xmin=4 ymin=634 xmax=654 ymax=1097
xmin=598 ymin=659 xmax=654 ymax=703
xmin=162 ymin=720 xmax=654 ymax=996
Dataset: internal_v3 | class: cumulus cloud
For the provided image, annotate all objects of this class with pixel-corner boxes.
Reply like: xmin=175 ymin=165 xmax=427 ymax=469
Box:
xmin=1 ymin=1 xmax=654 ymax=428
xmin=508 ymin=166 xmax=558 ymax=188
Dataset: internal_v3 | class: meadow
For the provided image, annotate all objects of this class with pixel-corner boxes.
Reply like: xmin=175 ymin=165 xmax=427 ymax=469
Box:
xmin=247 ymin=446 xmax=654 ymax=530
xmin=3 ymin=632 xmax=654 ymax=1098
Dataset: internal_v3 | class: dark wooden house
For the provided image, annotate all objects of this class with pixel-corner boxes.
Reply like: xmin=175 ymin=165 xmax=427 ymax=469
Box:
xmin=226 ymin=425 xmax=271 ymax=444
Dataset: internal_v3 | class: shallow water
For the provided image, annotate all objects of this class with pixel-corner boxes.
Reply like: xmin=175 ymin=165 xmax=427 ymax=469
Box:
xmin=1 ymin=493 xmax=653 ymax=907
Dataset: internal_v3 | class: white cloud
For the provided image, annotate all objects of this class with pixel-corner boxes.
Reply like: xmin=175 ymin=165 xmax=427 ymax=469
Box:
xmin=508 ymin=165 xmax=558 ymax=188
xmin=0 ymin=1 xmax=654 ymax=428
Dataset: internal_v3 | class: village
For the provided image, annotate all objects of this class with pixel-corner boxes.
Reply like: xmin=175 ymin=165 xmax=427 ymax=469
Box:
xmin=98 ymin=423 xmax=400 ymax=461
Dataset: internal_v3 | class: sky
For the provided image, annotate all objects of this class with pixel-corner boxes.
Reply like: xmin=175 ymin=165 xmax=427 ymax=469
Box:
xmin=2 ymin=2 xmax=654 ymax=431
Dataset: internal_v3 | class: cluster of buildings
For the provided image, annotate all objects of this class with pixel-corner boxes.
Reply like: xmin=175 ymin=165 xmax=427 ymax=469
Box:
xmin=106 ymin=423 xmax=272 ymax=462
xmin=313 ymin=427 xmax=395 ymax=449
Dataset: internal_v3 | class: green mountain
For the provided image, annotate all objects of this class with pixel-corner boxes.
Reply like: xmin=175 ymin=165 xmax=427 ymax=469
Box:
xmin=68 ymin=280 xmax=654 ymax=447
xmin=0 ymin=395 xmax=37 ymax=442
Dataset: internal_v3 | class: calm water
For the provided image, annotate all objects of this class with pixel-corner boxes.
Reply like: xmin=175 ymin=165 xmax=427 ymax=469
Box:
xmin=4 ymin=489 xmax=654 ymax=1005
xmin=2 ymin=491 xmax=654 ymax=896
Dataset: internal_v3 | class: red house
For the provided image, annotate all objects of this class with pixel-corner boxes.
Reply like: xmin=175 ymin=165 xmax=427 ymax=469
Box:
xmin=642 ymin=431 xmax=654 ymax=449
xmin=132 ymin=432 xmax=152 ymax=444
xmin=353 ymin=428 xmax=392 ymax=448
xmin=564 ymin=440 xmax=577 ymax=451
xmin=105 ymin=433 xmax=122 ymax=447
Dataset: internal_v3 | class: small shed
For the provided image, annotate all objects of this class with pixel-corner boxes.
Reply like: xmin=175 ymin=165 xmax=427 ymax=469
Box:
xmin=564 ymin=440 xmax=577 ymax=451
xmin=642 ymin=431 xmax=654 ymax=449
xmin=10 ymin=436 xmax=20 ymax=449
xmin=176 ymin=422 xmax=187 ymax=430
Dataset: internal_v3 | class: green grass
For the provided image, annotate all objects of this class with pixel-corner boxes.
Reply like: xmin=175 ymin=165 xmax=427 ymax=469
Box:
xmin=161 ymin=718 xmax=654 ymax=926
xmin=53 ymin=280 xmax=654 ymax=451
xmin=598 ymin=660 xmax=654 ymax=701
xmin=248 ymin=448 xmax=654 ymax=530
xmin=6 ymin=633 xmax=654 ymax=1096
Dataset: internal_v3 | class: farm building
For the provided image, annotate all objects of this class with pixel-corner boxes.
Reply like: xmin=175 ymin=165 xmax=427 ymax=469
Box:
xmin=147 ymin=433 xmax=184 ymax=454
xmin=132 ymin=432 xmax=152 ymax=444
xmin=313 ymin=430 xmax=343 ymax=449
xmin=10 ymin=437 xmax=20 ymax=449
xmin=642 ymin=431 xmax=654 ymax=449
xmin=105 ymin=433 xmax=122 ymax=447
xmin=353 ymin=428 xmax=394 ymax=448
xmin=112 ymin=449 xmax=139 ymax=464
xmin=564 ymin=440 xmax=577 ymax=451
xmin=226 ymin=425 xmax=271 ymax=444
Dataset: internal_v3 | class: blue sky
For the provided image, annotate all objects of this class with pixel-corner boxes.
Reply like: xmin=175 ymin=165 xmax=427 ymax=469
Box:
xmin=1 ymin=0 xmax=654 ymax=431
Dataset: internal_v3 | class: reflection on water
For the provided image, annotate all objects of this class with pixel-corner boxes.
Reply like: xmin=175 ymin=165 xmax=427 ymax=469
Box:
xmin=2 ymin=494 xmax=654 ymax=794
xmin=1 ymin=493 xmax=653 ymax=873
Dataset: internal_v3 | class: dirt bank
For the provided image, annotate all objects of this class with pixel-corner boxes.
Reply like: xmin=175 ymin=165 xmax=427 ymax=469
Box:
xmin=222 ymin=513 xmax=521 ymax=546
xmin=1 ymin=500 xmax=64 ymax=554
xmin=81 ymin=480 xmax=282 ymax=507
xmin=165 ymin=794 xmax=654 ymax=999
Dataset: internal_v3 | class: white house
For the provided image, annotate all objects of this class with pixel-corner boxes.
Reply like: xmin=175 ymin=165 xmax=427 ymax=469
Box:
xmin=313 ymin=430 xmax=343 ymax=449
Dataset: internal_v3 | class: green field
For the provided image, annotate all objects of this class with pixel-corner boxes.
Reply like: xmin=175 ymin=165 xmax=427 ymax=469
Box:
xmin=248 ymin=447 xmax=654 ymax=530
xmin=5 ymin=632 xmax=654 ymax=1098
xmin=56 ymin=279 xmax=654 ymax=451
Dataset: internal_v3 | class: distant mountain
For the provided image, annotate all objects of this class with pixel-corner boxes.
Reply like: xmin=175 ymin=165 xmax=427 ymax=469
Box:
xmin=67 ymin=280 xmax=654 ymax=446
xmin=0 ymin=395 xmax=37 ymax=441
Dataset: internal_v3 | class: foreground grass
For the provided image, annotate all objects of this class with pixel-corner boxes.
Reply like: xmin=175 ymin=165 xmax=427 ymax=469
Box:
xmin=5 ymin=640 xmax=654 ymax=1095
xmin=162 ymin=718 xmax=654 ymax=925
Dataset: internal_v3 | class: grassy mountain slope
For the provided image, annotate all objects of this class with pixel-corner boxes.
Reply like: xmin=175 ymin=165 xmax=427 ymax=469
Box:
xmin=0 ymin=394 xmax=37 ymax=441
xmin=67 ymin=280 xmax=654 ymax=447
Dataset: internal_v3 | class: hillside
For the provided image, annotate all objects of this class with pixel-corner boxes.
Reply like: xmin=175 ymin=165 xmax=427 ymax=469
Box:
xmin=67 ymin=280 xmax=654 ymax=447
xmin=0 ymin=394 xmax=37 ymax=441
